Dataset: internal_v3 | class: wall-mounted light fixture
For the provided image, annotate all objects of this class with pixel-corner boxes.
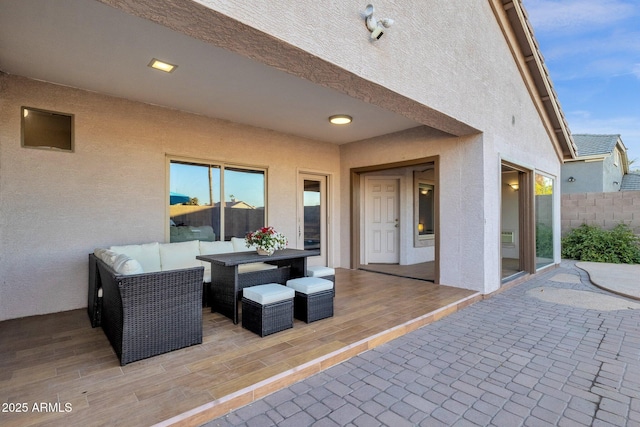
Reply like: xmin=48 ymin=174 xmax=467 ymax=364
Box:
xmin=508 ymin=183 xmax=519 ymax=191
xmin=364 ymin=4 xmax=394 ymax=40
xmin=567 ymin=176 xmax=576 ymax=182
xmin=329 ymin=115 xmax=352 ymax=125
xmin=613 ymin=181 xmax=619 ymax=186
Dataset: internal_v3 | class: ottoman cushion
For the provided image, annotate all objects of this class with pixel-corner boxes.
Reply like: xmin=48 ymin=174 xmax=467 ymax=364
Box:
xmin=306 ymin=266 xmax=335 ymax=278
xmin=243 ymin=283 xmax=294 ymax=305
xmin=287 ymin=277 xmax=333 ymax=294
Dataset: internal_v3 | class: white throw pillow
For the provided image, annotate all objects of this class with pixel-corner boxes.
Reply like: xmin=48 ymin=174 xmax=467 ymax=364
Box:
xmin=94 ymin=248 xmax=119 ymax=267
xmin=112 ymin=254 xmax=144 ymax=275
xmin=110 ymin=242 xmax=161 ymax=272
xmin=159 ymin=240 xmax=201 ymax=271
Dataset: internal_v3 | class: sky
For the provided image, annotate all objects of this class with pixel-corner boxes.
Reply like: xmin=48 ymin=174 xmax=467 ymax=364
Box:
xmin=522 ymin=0 xmax=640 ymax=167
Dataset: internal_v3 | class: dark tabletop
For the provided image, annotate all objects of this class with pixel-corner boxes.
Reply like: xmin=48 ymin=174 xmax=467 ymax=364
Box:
xmin=197 ymin=248 xmax=320 ymax=266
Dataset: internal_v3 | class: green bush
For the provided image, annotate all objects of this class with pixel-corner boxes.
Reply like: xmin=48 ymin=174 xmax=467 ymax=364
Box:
xmin=561 ymin=223 xmax=640 ymax=264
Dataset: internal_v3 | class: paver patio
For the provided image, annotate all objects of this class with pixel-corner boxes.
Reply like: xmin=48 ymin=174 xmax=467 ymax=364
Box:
xmin=204 ymin=260 xmax=640 ymax=427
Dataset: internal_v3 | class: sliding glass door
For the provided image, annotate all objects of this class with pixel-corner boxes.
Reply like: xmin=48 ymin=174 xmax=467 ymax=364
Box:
xmin=535 ymin=173 xmax=554 ymax=269
xmin=298 ymin=173 xmax=327 ymax=266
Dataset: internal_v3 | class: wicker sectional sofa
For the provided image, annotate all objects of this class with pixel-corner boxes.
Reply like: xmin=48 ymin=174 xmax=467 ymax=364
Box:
xmin=92 ymin=254 xmax=203 ymax=365
xmin=88 ymin=238 xmax=275 ymax=365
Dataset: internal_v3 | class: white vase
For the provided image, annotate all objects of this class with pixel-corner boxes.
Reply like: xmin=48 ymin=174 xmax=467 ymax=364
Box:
xmin=257 ymin=248 xmax=274 ymax=256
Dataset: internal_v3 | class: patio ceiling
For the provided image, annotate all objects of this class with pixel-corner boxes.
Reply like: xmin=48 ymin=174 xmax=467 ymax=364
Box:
xmin=0 ymin=0 xmax=425 ymax=144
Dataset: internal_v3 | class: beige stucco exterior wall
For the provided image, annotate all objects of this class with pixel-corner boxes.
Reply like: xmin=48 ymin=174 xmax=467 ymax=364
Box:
xmin=0 ymin=74 xmax=340 ymax=321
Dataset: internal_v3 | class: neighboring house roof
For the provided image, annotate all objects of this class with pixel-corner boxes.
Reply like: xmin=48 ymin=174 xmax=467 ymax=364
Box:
xmin=214 ymin=200 xmax=256 ymax=209
xmin=565 ymin=134 xmax=629 ymax=175
xmin=621 ymin=172 xmax=640 ymax=191
xmin=573 ymin=134 xmax=621 ymax=157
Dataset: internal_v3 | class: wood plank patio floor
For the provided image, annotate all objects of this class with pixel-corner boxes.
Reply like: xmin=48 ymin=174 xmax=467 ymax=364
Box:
xmin=0 ymin=269 xmax=479 ymax=427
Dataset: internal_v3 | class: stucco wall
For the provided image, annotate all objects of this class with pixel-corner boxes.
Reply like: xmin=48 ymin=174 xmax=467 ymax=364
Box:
xmin=0 ymin=74 xmax=340 ymax=320
xmin=562 ymin=156 xmax=625 ymax=194
xmin=561 ymin=191 xmax=640 ymax=237
xmin=561 ymin=161 xmax=604 ymax=194
xmin=602 ymin=154 xmax=625 ymax=193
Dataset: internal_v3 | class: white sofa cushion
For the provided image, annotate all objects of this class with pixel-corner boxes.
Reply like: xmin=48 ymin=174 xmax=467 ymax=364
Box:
xmin=231 ymin=237 xmax=254 ymax=252
xmin=110 ymin=242 xmax=161 ymax=273
xmin=159 ymin=240 xmax=201 ymax=271
xmin=199 ymin=240 xmax=234 ymax=255
xmin=112 ymin=253 xmax=145 ymax=275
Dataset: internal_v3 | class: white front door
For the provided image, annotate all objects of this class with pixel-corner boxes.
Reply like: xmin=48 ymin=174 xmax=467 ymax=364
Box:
xmin=365 ymin=178 xmax=400 ymax=264
xmin=298 ymin=173 xmax=328 ymax=267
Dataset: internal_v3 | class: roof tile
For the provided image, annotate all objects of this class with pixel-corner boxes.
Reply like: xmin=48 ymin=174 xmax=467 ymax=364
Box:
xmin=573 ymin=134 xmax=620 ymax=157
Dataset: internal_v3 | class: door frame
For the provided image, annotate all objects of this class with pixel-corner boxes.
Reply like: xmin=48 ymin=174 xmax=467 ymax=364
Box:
xmin=350 ymin=156 xmax=440 ymax=283
xmin=500 ymin=160 xmax=535 ymax=281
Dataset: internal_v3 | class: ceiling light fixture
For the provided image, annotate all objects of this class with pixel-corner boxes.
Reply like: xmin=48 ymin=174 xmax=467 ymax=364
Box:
xmin=329 ymin=115 xmax=352 ymax=125
xmin=148 ymin=58 xmax=177 ymax=73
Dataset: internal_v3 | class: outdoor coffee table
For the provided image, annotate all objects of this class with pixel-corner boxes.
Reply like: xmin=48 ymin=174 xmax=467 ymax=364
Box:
xmin=197 ymin=248 xmax=319 ymax=324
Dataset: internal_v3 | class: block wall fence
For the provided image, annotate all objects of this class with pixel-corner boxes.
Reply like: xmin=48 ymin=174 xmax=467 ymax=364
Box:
xmin=561 ymin=191 xmax=640 ymax=236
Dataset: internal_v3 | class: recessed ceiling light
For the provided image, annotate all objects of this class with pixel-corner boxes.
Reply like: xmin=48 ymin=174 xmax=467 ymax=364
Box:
xmin=148 ymin=58 xmax=177 ymax=73
xmin=329 ymin=114 xmax=352 ymax=125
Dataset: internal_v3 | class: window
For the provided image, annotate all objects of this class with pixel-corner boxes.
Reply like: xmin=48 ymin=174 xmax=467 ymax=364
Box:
xmin=535 ymin=173 xmax=554 ymax=269
xmin=169 ymin=159 xmax=265 ymax=242
xmin=21 ymin=106 xmax=74 ymax=152
xmin=417 ymin=183 xmax=435 ymax=236
xmin=414 ymin=170 xmax=436 ymax=247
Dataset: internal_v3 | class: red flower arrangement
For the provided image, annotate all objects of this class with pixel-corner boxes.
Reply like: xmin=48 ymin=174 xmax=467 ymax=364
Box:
xmin=245 ymin=226 xmax=288 ymax=255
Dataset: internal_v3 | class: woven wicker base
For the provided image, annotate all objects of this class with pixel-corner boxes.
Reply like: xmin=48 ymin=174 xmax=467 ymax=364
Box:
xmin=242 ymin=297 xmax=294 ymax=337
xmin=294 ymin=289 xmax=334 ymax=323
xmin=202 ymin=282 xmax=211 ymax=308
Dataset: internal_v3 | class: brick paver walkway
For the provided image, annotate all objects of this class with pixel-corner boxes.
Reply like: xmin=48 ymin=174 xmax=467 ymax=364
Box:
xmin=202 ymin=261 xmax=640 ymax=426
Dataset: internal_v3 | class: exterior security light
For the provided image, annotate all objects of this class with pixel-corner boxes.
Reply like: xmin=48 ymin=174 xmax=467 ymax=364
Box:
xmin=364 ymin=4 xmax=394 ymax=40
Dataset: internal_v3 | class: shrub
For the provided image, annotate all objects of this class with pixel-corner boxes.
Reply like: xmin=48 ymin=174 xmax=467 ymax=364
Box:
xmin=561 ymin=223 xmax=640 ymax=264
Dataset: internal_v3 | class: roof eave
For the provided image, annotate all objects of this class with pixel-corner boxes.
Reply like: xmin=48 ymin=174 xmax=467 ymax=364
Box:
xmin=489 ymin=0 xmax=577 ymax=162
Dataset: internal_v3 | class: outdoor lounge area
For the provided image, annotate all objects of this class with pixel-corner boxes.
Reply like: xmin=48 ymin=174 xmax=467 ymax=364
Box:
xmin=0 ymin=269 xmax=478 ymax=427
xmin=1 ymin=2 xmax=580 ymax=425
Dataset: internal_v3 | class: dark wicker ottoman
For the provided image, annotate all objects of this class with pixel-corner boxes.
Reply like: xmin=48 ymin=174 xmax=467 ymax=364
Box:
xmin=242 ymin=284 xmax=295 ymax=337
xmin=286 ymin=277 xmax=334 ymax=323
